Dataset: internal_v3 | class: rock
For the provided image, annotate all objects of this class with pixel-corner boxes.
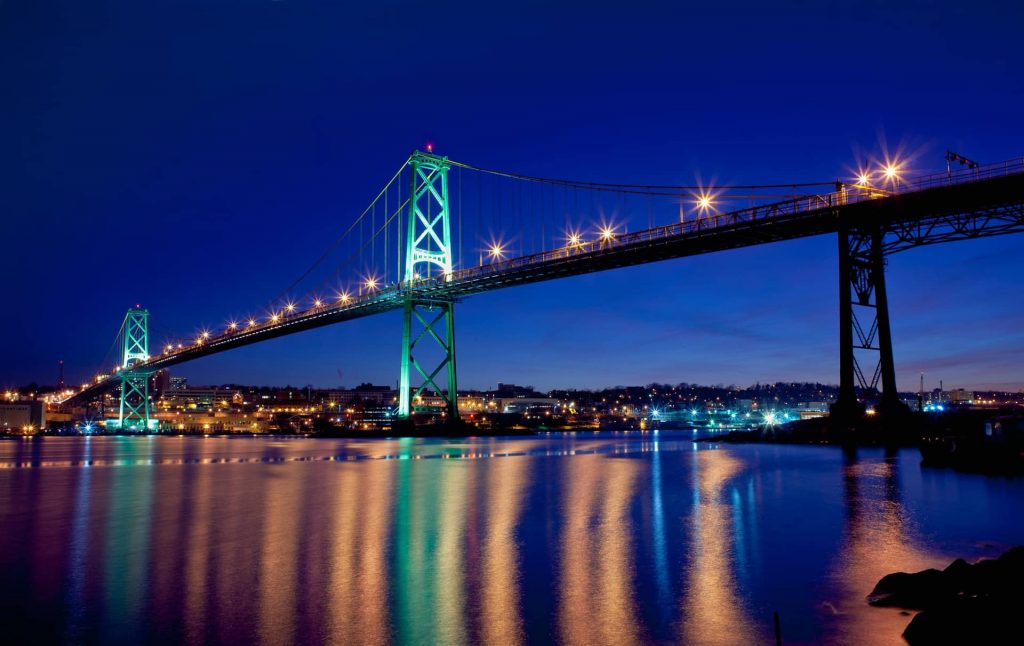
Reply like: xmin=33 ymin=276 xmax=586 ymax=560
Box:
xmin=903 ymin=597 xmax=1020 ymax=645
xmin=869 ymin=546 xmax=1024 ymax=644
xmin=866 ymin=569 xmax=951 ymax=608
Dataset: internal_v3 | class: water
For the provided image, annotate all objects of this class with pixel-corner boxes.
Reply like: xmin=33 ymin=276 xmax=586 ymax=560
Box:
xmin=2 ymin=433 xmax=1023 ymax=645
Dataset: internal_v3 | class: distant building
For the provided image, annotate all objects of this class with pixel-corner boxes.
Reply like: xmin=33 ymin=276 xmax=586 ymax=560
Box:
xmin=323 ymin=384 xmax=396 ymax=406
xmin=798 ymin=401 xmax=829 ymax=412
xmin=160 ymin=387 xmax=239 ymax=410
xmin=352 ymin=403 xmax=394 ymax=431
xmin=949 ymin=389 xmax=974 ymax=404
xmin=152 ymin=370 xmax=171 ymax=395
xmin=496 ymin=383 xmax=540 ymax=398
xmin=0 ymin=401 xmax=46 ymax=432
xmin=500 ymin=397 xmax=559 ymax=413
xmin=170 ymin=377 xmax=187 ymax=390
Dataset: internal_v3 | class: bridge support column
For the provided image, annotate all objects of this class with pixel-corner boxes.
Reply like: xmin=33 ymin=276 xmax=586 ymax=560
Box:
xmin=396 ymin=151 xmax=459 ymax=423
xmin=398 ymin=299 xmax=459 ymax=420
xmin=870 ymin=230 xmax=902 ymax=414
xmin=833 ymin=228 xmax=904 ymax=422
xmin=119 ymin=371 xmax=153 ymax=431
xmin=835 ymin=226 xmax=862 ymax=420
xmin=117 ymin=307 xmax=155 ymax=431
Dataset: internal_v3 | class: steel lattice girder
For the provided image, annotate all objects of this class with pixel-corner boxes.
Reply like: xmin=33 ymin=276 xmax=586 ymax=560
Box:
xmin=881 ymin=202 xmax=1024 ymax=254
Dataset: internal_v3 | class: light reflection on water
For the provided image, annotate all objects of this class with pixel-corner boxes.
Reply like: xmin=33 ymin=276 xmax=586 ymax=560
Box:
xmin=2 ymin=434 xmax=1024 ymax=645
xmin=681 ymin=450 xmax=758 ymax=645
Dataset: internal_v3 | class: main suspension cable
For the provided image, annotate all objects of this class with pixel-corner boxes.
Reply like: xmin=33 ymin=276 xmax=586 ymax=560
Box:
xmin=448 ymin=159 xmax=836 ymax=192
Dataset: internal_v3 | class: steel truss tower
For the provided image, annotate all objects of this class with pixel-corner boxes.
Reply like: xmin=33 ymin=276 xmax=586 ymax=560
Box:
xmin=835 ymin=226 xmax=903 ymax=419
xmin=119 ymin=307 xmax=153 ymax=430
xmin=397 ymin=151 xmax=459 ymax=420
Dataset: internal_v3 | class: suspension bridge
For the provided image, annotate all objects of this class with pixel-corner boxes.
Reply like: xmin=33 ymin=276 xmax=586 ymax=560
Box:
xmin=62 ymin=150 xmax=1024 ymax=430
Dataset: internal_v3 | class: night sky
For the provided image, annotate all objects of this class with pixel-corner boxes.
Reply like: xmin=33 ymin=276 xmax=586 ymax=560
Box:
xmin=3 ymin=0 xmax=1022 ymax=392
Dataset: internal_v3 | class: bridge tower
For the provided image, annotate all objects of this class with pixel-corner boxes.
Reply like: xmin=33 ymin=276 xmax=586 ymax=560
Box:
xmin=397 ymin=151 xmax=459 ymax=422
xmin=118 ymin=307 xmax=154 ymax=430
xmin=834 ymin=226 xmax=904 ymax=421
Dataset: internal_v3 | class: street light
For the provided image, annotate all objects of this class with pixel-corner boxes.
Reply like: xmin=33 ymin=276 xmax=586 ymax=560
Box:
xmin=694 ymin=191 xmax=715 ymax=214
xmin=882 ymin=159 xmax=902 ymax=189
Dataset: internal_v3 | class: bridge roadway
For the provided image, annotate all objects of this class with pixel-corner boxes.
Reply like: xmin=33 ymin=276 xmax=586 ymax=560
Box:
xmin=69 ymin=161 xmax=1024 ymax=404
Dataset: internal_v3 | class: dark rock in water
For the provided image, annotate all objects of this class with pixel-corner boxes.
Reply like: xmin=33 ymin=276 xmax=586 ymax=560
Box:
xmin=903 ymin=597 xmax=1019 ymax=645
xmin=867 ymin=569 xmax=951 ymax=608
xmin=868 ymin=546 xmax=1024 ymax=644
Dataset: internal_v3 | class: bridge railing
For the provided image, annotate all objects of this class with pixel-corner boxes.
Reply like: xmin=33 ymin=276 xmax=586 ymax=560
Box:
xmin=903 ymin=156 xmax=1024 ymax=192
xmin=436 ymin=192 xmax=839 ymax=285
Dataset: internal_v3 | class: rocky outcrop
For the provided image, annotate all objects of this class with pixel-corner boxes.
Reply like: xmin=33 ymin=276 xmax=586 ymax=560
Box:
xmin=868 ymin=546 xmax=1024 ymax=644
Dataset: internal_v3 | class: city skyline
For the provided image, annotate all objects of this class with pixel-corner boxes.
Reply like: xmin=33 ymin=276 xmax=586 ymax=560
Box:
xmin=3 ymin=1 xmax=1023 ymax=393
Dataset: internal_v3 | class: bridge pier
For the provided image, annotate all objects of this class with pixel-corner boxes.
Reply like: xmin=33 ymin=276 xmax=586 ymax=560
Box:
xmin=398 ymin=299 xmax=459 ymax=420
xmin=834 ymin=226 xmax=905 ymax=423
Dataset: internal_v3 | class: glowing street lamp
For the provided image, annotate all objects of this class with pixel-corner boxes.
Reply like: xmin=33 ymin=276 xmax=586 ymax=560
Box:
xmin=881 ymin=159 xmax=902 ymax=188
xmin=364 ymin=276 xmax=379 ymax=292
xmin=337 ymin=291 xmax=352 ymax=304
xmin=270 ymin=313 xmax=281 ymax=324
xmin=488 ymin=242 xmax=505 ymax=260
xmin=599 ymin=225 xmax=616 ymax=242
xmin=285 ymin=302 xmax=296 ymax=313
xmin=247 ymin=319 xmax=257 ymax=328
xmin=227 ymin=321 xmax=238 ymax=331
xmin=313 ymin=298 xmax=323 ymax=309
xmin=694 ymin=191 xmax=715 ymax=214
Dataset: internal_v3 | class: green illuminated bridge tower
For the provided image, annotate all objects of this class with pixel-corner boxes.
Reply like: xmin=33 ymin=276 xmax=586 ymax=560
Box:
xmin=398 ymin=151 xmax=459 ymax=422
xmin=117 ymin=307 xmax=156 ymax=431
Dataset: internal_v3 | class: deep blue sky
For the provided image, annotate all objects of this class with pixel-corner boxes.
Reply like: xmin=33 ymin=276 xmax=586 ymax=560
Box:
xmin=3 ymin=0 xmax=1022 ymax=392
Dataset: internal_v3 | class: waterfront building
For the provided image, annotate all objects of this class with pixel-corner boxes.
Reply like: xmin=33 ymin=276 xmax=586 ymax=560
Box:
xmin=0 ymin=401 xmax=46 ymax=432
